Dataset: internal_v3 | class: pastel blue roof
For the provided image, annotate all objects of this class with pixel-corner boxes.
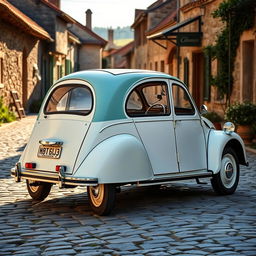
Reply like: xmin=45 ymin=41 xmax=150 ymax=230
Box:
xmin=57 ymin=69 xmax=181 ymax=122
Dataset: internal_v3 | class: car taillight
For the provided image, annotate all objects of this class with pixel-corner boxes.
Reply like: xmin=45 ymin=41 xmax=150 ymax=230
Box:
xmin=25 ymin=162 xmax=36 ymax=169
xmin=55 ymin=165 xmax=66 ymax=172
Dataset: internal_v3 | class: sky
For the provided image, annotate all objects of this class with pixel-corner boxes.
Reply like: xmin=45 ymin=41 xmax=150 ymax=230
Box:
xmin=61 ymin=0 xmax=155 ymax=28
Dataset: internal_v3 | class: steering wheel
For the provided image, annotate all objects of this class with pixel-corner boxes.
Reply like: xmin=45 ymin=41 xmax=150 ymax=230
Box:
xmin=145 ymin=103 xmax=166 ymax=114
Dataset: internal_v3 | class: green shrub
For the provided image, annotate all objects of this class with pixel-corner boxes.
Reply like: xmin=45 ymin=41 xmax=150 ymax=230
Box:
xmin=225 ymin=102 xmax=256 ymax=125
xmin=0 ymin=98 xmax=16 ymax=124
xmin=203 ymin=111 xmax=223 ymax=122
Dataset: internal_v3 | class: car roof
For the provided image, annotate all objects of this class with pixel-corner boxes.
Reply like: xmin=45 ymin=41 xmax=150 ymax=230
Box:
xmin=55 ymin=69 xmax=181 ymax=122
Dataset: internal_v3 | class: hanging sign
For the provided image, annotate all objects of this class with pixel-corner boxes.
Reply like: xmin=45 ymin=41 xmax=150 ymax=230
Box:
xmin=176 ymin=33 xmax=202 ymax=47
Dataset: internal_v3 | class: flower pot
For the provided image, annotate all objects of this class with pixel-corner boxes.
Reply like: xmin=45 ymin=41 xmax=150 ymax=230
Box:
xmin=236 ymin=125 xmax=254 ymax=145
xmin=213 ymin=122 xmax=222 ymax=130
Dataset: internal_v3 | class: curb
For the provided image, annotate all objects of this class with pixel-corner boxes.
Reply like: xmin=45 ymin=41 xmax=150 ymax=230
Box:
xmin=245 ymin=146 xmax=256 ymax=155
xmin=0 ymin=114 xmax=37 ymax=130
xmin=0 ymin=120 xmax=19 ymax=129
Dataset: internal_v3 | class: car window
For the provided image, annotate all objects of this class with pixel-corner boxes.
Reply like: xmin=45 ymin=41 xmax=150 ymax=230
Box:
xmin=56 ymin=92 xmax=68 ymax=111
xmin=172 ymin=84 xmax=195 ymax=115
xmin=45 ymin=85 xmax=93 ymax=115
xmin=69 ymin=87 xmax=92 ymax=111
xmin=126 ymin=91 xmax=143 ymax=110
xmin=126 ymin=81 xmax=170 ymax=117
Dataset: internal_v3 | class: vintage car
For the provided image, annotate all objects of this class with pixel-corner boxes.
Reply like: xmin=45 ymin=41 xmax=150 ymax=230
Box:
xmin=11 ymin=69 xmax=248 ymax=215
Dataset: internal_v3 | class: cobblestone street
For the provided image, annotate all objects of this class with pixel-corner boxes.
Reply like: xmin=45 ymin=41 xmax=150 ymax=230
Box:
xmin=0 ymin=116 xmax=255 ymax=256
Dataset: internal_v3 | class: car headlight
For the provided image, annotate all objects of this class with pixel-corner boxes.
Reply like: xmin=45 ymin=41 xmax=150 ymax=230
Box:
xmin=223 ymin=122 xmax=235 ymax=134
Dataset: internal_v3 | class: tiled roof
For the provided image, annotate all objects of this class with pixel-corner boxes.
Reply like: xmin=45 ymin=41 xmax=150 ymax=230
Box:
xmin=40 ymin=0 xmax=107 ymax=46
xmin=0 ymin=0 xmax=52 ymax=41
xmin=40 ymin=0 xmax=77 ymax=23
xmin=112 ymin=41 xmax=134 ymax=56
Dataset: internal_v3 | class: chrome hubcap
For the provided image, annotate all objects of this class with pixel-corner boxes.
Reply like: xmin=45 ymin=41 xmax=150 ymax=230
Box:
xmin=220 ymin=153 xmax=237 ymax=189
xmin=225 ymin=163 xmax=234 ymax=179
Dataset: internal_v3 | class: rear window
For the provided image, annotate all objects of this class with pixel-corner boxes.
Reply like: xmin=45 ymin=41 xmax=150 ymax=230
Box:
xmin=44 ymin=85 xmax=93 ymax=115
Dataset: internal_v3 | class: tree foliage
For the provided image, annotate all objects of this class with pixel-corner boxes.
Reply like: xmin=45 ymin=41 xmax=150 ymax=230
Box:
xmin=209 ymin=0 xmax=255 ymax=98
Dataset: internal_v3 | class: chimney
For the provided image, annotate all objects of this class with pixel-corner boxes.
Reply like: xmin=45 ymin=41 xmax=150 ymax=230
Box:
xmin=86 ymin=9 xmax=92 ymax=29
xmin=108 ymin=29 xmax=114 ymax=44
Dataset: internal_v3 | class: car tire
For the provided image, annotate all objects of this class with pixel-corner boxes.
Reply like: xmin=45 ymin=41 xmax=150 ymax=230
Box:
xmin=211 ymin=147 xmax=239 ymax=195
xmin=87 ymin=184 xmax=116 ymax=215
xmin=26 ymin=180 xmax=52 ymax=200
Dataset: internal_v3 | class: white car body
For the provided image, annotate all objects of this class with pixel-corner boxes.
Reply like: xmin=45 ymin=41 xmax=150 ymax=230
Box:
xmin=12 ymin=69 xmax=248 ymax=215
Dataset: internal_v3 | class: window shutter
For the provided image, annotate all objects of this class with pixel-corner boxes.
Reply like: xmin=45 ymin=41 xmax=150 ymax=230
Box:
xmin=183 ymin=57 xmax=189 ymax=87
xmin=65 ymin=59 xmax=72 ymax=75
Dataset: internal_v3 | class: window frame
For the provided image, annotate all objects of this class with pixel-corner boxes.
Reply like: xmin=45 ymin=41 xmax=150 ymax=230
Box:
xmin=171 ymin=82 xmax=196 ymax=116
xmin=44 ymin=84 xmax=94 ymax=116
xmin=125 ymin=80 xmax=171 ymax=118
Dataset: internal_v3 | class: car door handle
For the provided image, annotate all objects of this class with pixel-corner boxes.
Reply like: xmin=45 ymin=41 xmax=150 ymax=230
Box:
xmin=39 ymin=139 xmax=63 ymax=146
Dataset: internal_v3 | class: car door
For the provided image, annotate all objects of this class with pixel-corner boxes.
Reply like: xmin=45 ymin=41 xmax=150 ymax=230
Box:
xmin=171 ymin=82 xmax=207 ymax=173
xmin=126 ymin=79 xmax=179 ymax=175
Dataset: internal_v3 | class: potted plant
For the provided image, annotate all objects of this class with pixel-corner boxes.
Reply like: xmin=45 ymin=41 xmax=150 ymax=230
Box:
xmin=203 ymin=111 xmax=223 ymax=130
xmin=225 ymin=102 xmax=256 ymax=144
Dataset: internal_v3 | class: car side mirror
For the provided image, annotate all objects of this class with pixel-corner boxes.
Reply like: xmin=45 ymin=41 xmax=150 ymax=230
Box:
xmin=200 ymin=104 xmax=208 ymax=115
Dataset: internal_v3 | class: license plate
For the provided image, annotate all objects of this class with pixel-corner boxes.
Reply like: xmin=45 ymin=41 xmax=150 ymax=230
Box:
xmin=37 ymin=145 xmax=62 ymax=159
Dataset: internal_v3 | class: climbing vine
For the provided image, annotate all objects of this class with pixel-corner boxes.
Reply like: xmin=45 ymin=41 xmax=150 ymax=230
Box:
xmin=207 ymin=0 xmax=255 ymax=99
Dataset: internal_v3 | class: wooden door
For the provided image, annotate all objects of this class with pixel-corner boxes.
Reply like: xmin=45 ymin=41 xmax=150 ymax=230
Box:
xmin=192 ymin=52 xmax=204 ymax=108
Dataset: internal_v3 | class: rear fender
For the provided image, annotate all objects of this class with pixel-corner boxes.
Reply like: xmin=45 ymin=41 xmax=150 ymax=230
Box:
xmin=208 ymin=130 xmax=248 ymax=174
xmin=74 ymin=134 xmax=153 ymax=184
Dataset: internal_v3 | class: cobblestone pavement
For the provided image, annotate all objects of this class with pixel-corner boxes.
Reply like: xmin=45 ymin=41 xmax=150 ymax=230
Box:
xmin=0 ymin=116 xmax=255 ymax=256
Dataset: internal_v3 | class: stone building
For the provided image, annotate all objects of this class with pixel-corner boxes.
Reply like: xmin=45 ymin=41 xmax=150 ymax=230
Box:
xmin=0 ymin=0 xmax=52 ymax=110
xmin=8 ymin=0 xmax=106 ymax=93
xmin=132 ymin=0 xmax=256 ymax=115
xmin=131 ymin=0 xmax=177 ymax=71
xmin=104 ymin=41 xmax=135 ymax=69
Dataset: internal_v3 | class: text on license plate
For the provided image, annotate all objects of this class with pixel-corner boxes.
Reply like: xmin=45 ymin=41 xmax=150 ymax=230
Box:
xmin=37 ymin=145 xmax=62 ymax=159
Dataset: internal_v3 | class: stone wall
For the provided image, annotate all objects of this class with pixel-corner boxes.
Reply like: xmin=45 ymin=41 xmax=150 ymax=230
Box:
xmin=79 ymin=44 xmax=102 ymax=70
xmin=232 ymin=29 xmax=256 ymax=104
xmin=0 ymin=20 xmax=40 ymax=111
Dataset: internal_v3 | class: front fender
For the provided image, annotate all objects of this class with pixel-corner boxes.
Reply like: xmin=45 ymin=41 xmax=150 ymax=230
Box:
xmin=208 ymin=130 xmax=247 ymax=174
xmin=74 ymin=134 xmax=153 ymax=184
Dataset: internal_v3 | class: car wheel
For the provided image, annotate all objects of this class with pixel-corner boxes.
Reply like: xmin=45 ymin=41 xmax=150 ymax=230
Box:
xmin=211 ymin=147 xmax=239 ymax=195
xmin=87 ymin=184 xmax=116 ymax=215
xmin=26 ymin=180 xmax=52 ymax=200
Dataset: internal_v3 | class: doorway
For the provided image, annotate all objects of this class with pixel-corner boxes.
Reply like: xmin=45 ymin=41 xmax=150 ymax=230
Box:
xmin=192 ymin=52 xmax=204 ymax=108
xmin=242 ymin=40 xmax=254 ymax=102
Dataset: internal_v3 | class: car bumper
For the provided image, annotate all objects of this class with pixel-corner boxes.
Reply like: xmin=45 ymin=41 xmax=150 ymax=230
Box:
xmin=11 ymin=162 xmax=98 ymax=188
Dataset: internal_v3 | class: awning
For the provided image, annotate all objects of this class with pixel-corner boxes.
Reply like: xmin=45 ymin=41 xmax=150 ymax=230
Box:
xmin=147 ymin=16 xmax=203 ymax=49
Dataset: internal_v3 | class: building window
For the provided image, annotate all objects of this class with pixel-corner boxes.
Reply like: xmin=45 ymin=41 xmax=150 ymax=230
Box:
xmin=160 ymin=61 xmax=165 ymax=72
xmin=65 ymin=59 xmax=72 ymax=75
xmin=183 ymin=57 xmax=189 ymax=87
xmin=155 ymin=61 xmax=158 ymax=71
